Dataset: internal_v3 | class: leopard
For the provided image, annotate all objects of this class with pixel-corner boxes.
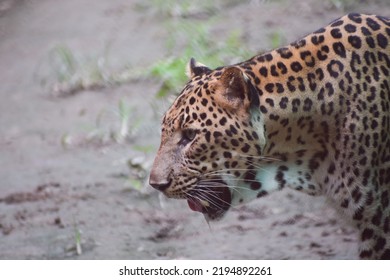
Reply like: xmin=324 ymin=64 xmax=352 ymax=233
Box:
xmin=149 ymin=13 xmax=390 ymax=259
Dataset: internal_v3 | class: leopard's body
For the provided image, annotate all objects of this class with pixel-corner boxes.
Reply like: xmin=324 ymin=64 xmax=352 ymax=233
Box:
xmin=149 ymin=13 xmax=390 ymax=259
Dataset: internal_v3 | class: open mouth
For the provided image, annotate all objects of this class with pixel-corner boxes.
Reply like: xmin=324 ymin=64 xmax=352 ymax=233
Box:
xmin=186 ymin=180 xmax=232 ymax=221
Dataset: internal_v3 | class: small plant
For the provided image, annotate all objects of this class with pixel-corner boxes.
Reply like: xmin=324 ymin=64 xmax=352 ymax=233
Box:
xmin=121 ymin=145 xmax=155 ymax=192
xmin=60 ymin=133 xmax=72 ymax=149
xmin=60 ymin=99 xmax=143 ymax=148
xmin=49 ymin=45 xmax=77 ymax=83
xmin=136 ymin=0 xmax=219 ymax=18
xmin=114 ymin=100 xmax=134 ymax=143
xmin=269 ymin=30 xmax=286 ymax=49
xmin=41 ymin=44 xmax=115 ymax=95
xmin=329 ymin=0 xmax=356 ymax=11
xmin=72 ymin=217 xmax=82 ymax=255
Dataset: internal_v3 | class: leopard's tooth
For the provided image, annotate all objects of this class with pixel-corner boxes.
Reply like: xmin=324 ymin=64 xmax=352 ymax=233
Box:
xmin=199 ymin=199 xmax=210 ymax=207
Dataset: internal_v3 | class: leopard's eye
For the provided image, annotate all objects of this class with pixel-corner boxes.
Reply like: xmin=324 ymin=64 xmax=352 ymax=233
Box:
xmin=179 ymin=129 xmax=197 ymax=146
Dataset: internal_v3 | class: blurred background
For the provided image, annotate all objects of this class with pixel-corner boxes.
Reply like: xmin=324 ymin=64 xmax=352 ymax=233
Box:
xmin=0 ymin=0 xmax=389 ymax=259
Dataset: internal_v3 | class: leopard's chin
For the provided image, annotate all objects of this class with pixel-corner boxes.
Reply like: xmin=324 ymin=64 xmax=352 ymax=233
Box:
xmin=186 ymin=180 xmax=232 ymax=221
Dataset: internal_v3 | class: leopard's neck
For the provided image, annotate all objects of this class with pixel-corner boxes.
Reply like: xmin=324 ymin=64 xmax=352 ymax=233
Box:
xmin=233 ymin=40 xmax=348 ymax=197
xmin=238 ymin=37 xmax=346 ymax=159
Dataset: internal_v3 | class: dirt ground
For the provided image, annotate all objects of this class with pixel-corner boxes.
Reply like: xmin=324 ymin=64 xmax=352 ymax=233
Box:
xmin=1 ymin=0 xmax=389 ymax=260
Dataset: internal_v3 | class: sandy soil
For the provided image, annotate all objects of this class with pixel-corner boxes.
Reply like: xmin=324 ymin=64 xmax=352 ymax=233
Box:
xmin=1 ymin=0 xmax=389 ymax=259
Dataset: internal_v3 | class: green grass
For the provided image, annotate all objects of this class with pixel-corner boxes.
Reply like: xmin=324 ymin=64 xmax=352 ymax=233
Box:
xmin=43 ymin=45 xmax=112 ymax=95
xmin=126 ymin=152 xmax=152 ymax=191
xmin=269 ymin=30 xmax=286 ymax=49
xmin=136 ymin=0 xmax=245 ymax=18
xmin=60 ymin=99 xmax=143 ymax=149
xmin=148 ymin=21 xmax=251 ymax=98
xmin=41 ymin=44 xmax=144 ymax=96
xmin=115 ymin=100 xmax=135 ymax=143
xmin=72 ymin=216 xmax=82 ymax=256
xmin=329 ymin=0 xmax=356 ymax=11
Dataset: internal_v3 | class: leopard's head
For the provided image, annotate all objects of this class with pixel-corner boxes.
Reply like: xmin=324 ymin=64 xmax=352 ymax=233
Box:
xmin=149 ymin=58 xmax=266 ymax=220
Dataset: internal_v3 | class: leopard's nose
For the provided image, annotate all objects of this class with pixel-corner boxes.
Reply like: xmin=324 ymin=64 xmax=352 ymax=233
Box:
xmin=149 ymin=151 xmax=172 ymax=192
xmin=149 ymin=175 xmax=171 ymax=192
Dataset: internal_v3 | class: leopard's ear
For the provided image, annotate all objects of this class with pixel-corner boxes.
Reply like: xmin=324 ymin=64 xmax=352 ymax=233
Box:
xmin=186 ymin=58 xmax=211 ymax=78
xmin=217 ymin=66 xmax=259 ymax=111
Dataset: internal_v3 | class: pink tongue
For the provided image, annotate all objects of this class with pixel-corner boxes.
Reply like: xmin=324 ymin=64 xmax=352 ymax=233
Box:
xmin=187 ymin=199 xmax=203 ymax=212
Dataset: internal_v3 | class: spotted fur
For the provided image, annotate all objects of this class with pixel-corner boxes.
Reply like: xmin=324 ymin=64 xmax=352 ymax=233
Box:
xmin=149 ymin=13 xmax=390 ymax=259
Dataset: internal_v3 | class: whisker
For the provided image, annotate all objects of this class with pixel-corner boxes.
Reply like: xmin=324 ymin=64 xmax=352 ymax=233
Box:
xmin=237 ymin=154 xmax=282 ymax=162
xmin=200 ymin=178 xmax=261 ymax=184
xmin=198 ymin=180 xmax=261 ymax=194
xmin=197 ymin=182 xmax=248 ymax=197
xmin=202 ymin=165 xmax=273 ymax=177
xmin=203 ymin=168 xmax=256 ymax=176
xmin=186 ymin=184 xmax=227 ymax=205
xmin=194 ymin=191 xmax=227 ymax=210
xmin=188 ymin=185 xmax=243 ymax=213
